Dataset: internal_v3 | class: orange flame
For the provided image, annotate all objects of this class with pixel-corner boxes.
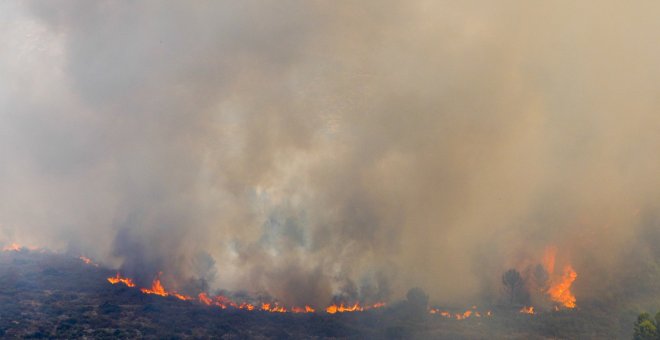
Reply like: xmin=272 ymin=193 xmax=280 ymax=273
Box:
xmin=141 ymin=278 xmax=191 ymax=301
xmin=542 ymin=246 xmax=557 ymax=274
xmin=455 ymin=310 xmax=473 ymax=320
xmin=429 ymin=306 xmax=490 ymax=319
xmin=429 ymin=308 xmax=451 ymax=319
xmin=519 ymin=306 xmax=535 ymax=314
xmin=292 ymin=305 xmax=315 ymax=313
xmin=79 ymin=256 xmax=99 ymax=267
xmin=261 ymin=302 xmax=287 ymax=313
xmin=325 ymin=302 xmax=384 ymax=314
xmin=141 ymin=279 xmax=167 ymax=296
xmin=337 ymin=303 xmax=363 ymax=313
xmin=3 ymin=243 xmax=21 ymax=251
xmin=172 ymin=292 xmax=192 ymax=301
xmin=199 ymin=292 xmax=212 ymax=305
xmin=542 ymin=246 xmax=577 ymax=309
xmin=103 ymin=273 xmax=385 ymax=314
xmin=107 ymin=273 xmax=136 ymax=287
xmin=213 ymin=295 xmax=232 ymax=309
xmin=240 ymin=302 xmax=256 ymax=311
xmin=259 ymin=303 xmax=287 ymax=313
xmin=548 ymin=265 xmax=577 ymax=308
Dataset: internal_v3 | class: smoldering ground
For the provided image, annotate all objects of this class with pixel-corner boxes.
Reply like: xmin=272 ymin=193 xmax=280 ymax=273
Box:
xmin=2 ymin=1 xmax=660 ymax=308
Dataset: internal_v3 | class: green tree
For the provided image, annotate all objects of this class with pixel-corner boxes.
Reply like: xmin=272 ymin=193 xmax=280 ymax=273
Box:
xmin=633 ymin=312 xmax=658 ymax=340
xmin=502 ymin=269 xmax=523 ymax=305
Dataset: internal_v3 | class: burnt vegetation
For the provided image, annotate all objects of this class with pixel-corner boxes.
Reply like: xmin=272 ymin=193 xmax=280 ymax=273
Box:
xmin=0 ymin=249 xmax=658 ymax=339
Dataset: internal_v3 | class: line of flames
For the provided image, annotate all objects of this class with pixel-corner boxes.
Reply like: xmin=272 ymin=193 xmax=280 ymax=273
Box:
xmin=102 ymin=272 xmax=563 ymax=318
xmin=2 ymin=243 xmax=41 ymax=252
xmin=107 ymin=272 xmax=136 ymax=287
xmin=199 ymin=293 xmax=316 ymax=313
xmin=326 ymin=302 xmax=387 ymax=314
xmin=3 ymin=243 xmax=22 ymax=251
xmin=79 ymin=256 xmax=99 ymax=267
xmin=107 ymin=273 xmax=385 ymax=314
xmin=429 ymin=306 xmax=493 ymax=319
xmin=8 ymin=244 xmax=576 ymax=316
xmin=429 ymin=304 xmax=576 ymax=318
xmin=79 ymin=259 xmax=574 ymax=319
xmin=73 ymin=248 xmax=575 ymax=317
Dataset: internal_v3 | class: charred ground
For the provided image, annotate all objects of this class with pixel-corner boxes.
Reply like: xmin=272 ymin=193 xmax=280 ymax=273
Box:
xmin=0 ymin=250 xmax=650 ymax=339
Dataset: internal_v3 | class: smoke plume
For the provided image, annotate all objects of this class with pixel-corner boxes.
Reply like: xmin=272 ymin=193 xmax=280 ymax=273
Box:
xmin=2 ymin=1 xmax=660 ymax=307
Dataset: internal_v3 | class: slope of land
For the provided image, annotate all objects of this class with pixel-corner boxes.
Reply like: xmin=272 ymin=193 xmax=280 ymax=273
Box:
xmin=0 ymin=250 xmax=639 ymax=339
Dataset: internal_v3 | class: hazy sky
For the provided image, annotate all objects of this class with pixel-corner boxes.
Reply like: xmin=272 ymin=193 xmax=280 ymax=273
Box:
xmin=2 ymin=1 xmax=660 ymax=307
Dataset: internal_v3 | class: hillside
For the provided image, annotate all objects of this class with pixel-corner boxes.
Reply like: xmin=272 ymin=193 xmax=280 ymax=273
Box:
xmin=0 ymin=249 xmax=642 ymax=339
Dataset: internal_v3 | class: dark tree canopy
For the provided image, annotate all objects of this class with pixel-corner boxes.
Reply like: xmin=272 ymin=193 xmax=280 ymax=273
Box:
xmin=402 ymin=287 xmax=429 ymax=321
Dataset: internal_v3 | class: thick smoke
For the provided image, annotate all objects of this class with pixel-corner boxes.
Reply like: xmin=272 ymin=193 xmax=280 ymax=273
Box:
xmin=2 ymin=1 xmax=660 ymax=307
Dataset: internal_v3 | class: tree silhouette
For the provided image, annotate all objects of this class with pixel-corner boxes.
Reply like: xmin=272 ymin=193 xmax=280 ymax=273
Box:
xmin=532 ymin=264 xmax=549 ymax=289
xmin=406 ymin=287 xmax=429 ymax=310
xmin=405 ymin=287 xmax=429 ymax=320
xmin=502 ymin=269 xmax=524 ymax=305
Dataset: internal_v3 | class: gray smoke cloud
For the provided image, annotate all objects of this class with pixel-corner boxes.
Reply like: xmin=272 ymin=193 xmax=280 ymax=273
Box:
xmin=2 ymin=1 xmax=660 ymax=307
